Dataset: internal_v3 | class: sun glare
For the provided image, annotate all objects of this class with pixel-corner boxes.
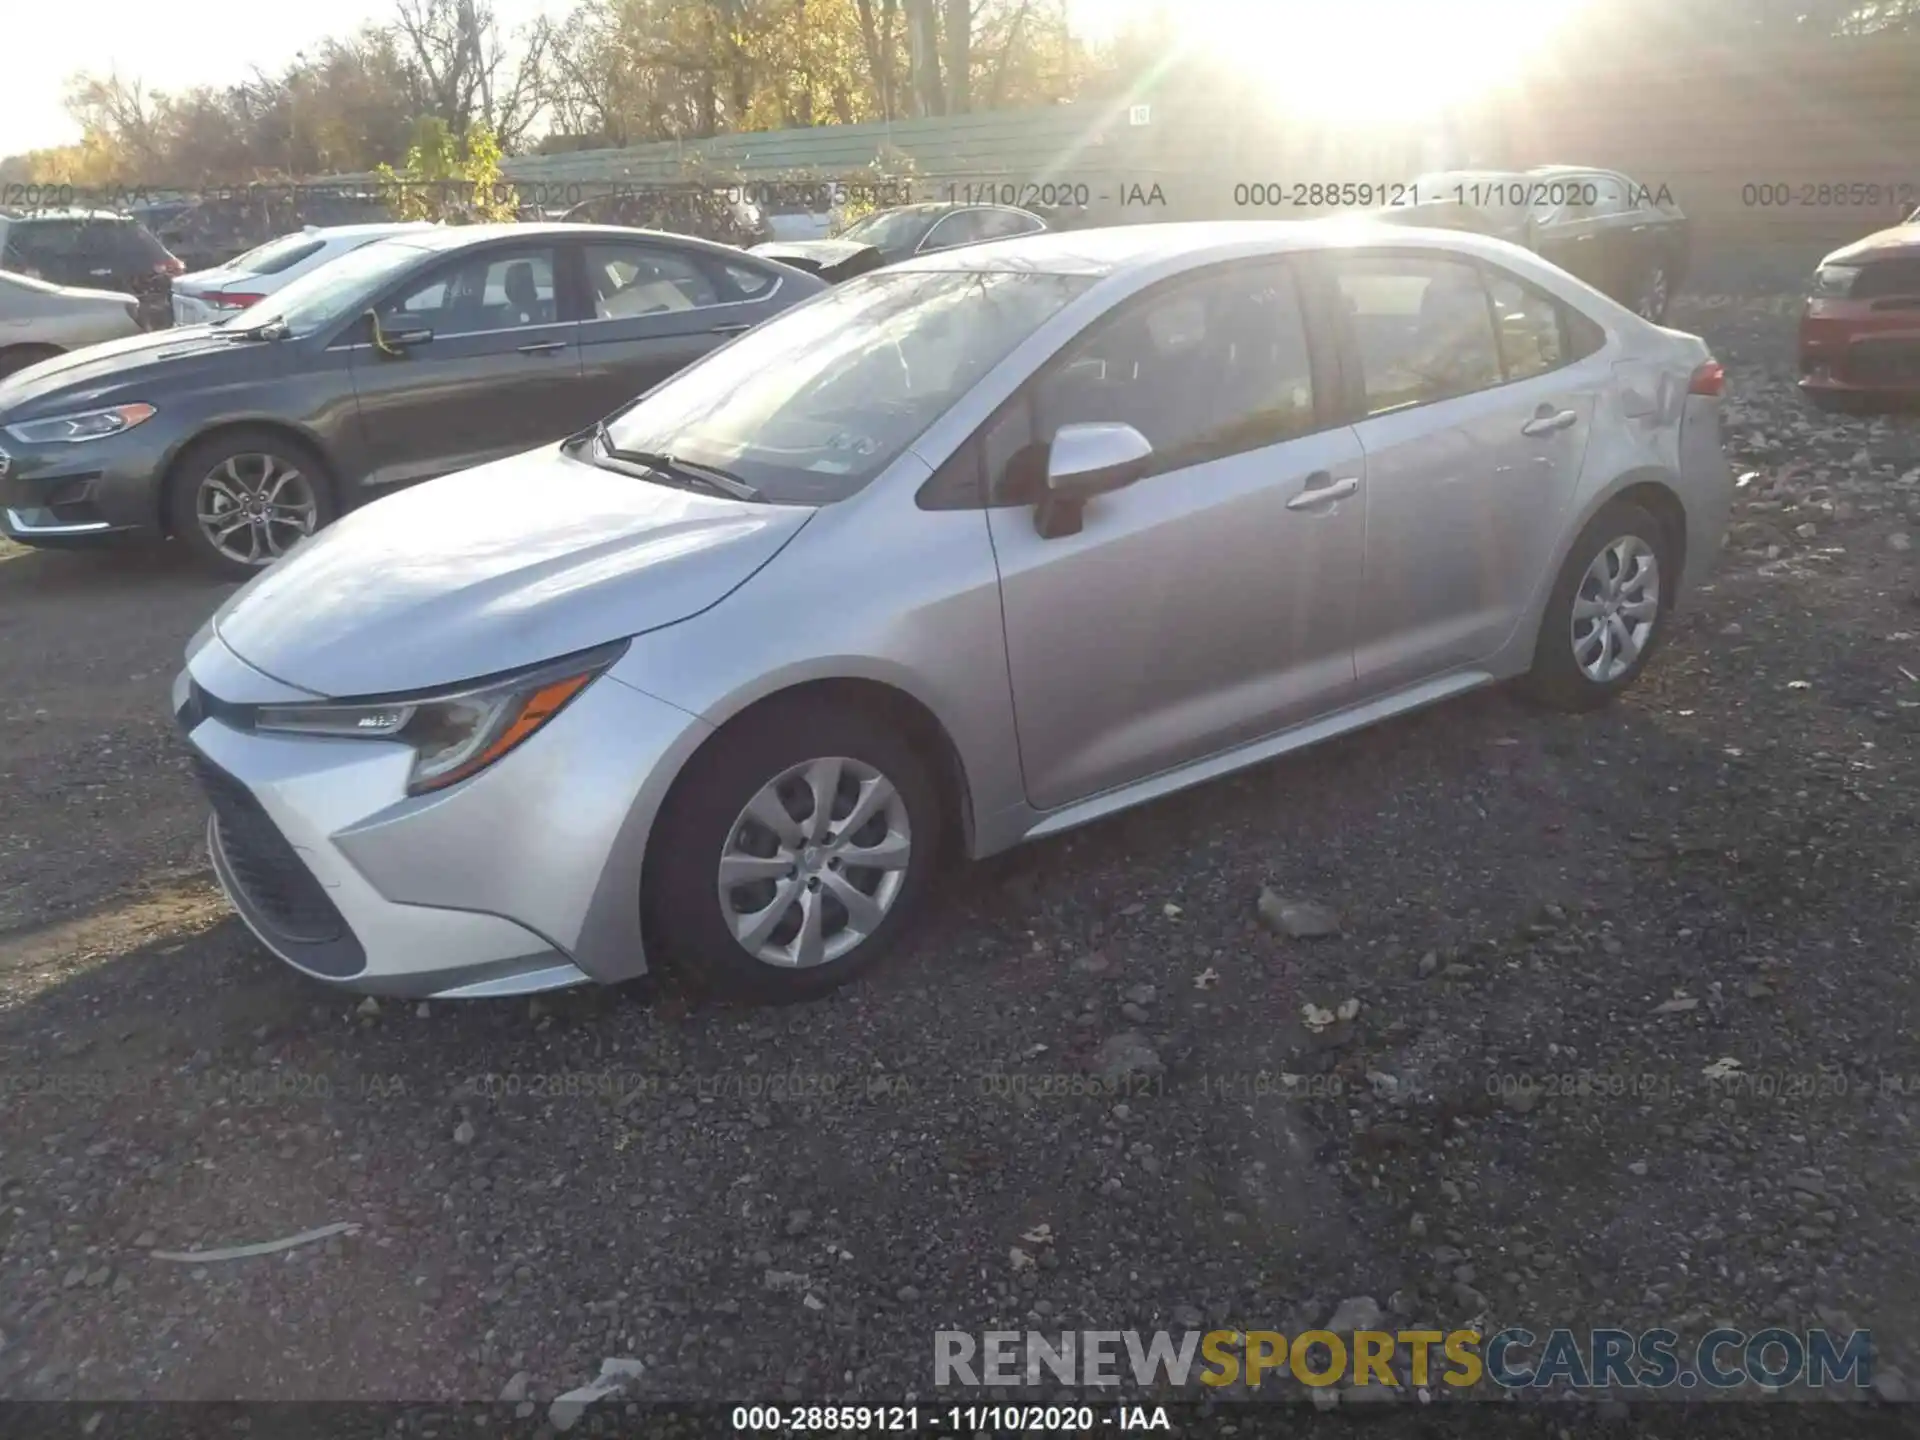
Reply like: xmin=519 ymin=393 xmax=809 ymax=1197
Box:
xmin=1189 ymin=0 xmax=1590 ymax=121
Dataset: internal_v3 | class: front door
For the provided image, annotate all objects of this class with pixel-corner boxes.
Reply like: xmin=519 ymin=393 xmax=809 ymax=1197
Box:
xmin=347 ymin=242 xmax=581 ymax=489
xmin=571 ymin=239 xmax=790 ymax=423
xmin=1326 ymin=252 xmax=1600 ymax=692
xmin=985 ymin=258 xmax=1365 ymax=812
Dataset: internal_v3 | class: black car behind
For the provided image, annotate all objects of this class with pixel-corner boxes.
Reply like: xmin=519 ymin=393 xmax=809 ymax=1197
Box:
xmin=1388 ymin=166 xmax=1690 ymax=322
xmin=750 ymin=202 xmax=1049 ymax=281
xmin=0 ymin=209 xmax=183 ymax=330
xmin=0 ymin=223 xmax=824 ymax=576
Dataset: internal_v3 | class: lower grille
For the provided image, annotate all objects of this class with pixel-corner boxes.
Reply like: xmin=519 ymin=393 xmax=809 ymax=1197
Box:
xmin=187 ymin=750 xmax=346 ymax=946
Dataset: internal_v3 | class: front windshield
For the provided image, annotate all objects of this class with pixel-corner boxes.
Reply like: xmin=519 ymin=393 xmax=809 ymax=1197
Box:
xmin=838 ymin=209 xmax=936 ymax=252
xmin=603 ymin=268 xmax=1095 ymax=504
xmin=217 ymin=238 xmax=430 ymax=333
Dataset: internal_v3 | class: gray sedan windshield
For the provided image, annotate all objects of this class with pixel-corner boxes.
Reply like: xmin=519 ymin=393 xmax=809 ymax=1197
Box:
xmin=602 ymin=269 xmax=1095 ymax=504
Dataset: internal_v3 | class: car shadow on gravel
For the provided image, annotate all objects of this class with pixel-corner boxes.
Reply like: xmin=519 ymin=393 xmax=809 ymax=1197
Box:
xmin=0 ymin=539 xmax=230 ymax=602
xmin=11 ymin=601 xmax=1919 ymax=1404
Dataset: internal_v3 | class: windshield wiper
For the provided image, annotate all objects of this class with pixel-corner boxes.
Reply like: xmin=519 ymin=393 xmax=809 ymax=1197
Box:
xmin=594 ymin=423 xmax=764 ymax=502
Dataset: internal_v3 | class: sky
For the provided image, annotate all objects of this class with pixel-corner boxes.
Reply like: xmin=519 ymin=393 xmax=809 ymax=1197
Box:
xmin=1 ymin=0 xmax=1555 ymax=161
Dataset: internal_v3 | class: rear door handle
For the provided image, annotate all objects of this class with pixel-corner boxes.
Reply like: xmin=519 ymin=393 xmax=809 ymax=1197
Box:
xmin=90 ymin=268 xmax=114 ymax=276
xmin=1522 ymin=409 xmax=1579 ymax=436
xmin=708 ymin=321 xmax=753 ymax=335
xmin=517 ymin=340 xmax=569 ymax=356
xmin=1286 ymin=473 xmax=1359 ymax=510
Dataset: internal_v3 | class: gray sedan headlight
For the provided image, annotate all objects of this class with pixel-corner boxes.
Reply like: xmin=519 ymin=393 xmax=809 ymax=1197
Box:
xmin=1812 ymin=264 xmax=1861 ymax=298
xmin=5 ymin=403 xmax=156 ymax=445
xmin=253 ymin=641 xmax=628 ymax=795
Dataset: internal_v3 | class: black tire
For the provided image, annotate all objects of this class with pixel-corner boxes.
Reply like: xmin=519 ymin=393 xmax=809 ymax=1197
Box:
xmin=165 ymin=428 xmax=339 ymax=581
xmin=0 ymin=344 xmax=62 ymax=380
xmin=643 ymin=696 xmax=943 ymax=1004
xmin=1522 ymin=499 xmax=1674 ymax=713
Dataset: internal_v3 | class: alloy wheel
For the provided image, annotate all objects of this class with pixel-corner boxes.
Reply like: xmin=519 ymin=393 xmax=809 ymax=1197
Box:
xmin=1571 ymin=535 xmax=1660 ymax=684
xmin=716 ymin=755 xmax=913 ymax=968
xmin=196 ymin=453 xmax=319 ymax=567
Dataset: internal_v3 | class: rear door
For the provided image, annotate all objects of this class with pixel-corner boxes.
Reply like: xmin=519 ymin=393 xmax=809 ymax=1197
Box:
xmin=1322 ymin=250 xmax=1600 ymax=692
xmin=569 ymin=238 xmax=793 ymax=423
xmin=346 ymin=240 xmax=581 ymax=489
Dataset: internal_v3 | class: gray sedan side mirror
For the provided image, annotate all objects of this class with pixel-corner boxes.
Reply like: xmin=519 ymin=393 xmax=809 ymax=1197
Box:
xmin=1035 ymin=422 xmax=1153 ymax=539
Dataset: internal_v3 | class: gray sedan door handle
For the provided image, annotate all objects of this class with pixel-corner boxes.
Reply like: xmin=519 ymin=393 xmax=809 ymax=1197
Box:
xmin=517 ymin=340 xmax=569 ymax=356
xmin=1286 ymin=473 xmax=1358 ymax=509
xmin=1522 ymin=409 xmax=1579 ymax=436
xmin=708 ymin=322 xmax=753 ymax=335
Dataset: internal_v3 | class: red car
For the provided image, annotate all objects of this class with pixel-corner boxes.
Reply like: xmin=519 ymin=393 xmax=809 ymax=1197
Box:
xmin=1798 ymin=208 xmax=1920 ymax=411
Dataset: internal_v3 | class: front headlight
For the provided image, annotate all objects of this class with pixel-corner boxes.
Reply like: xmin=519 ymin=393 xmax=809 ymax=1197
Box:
xmin=4 ymin=403 xmax=157 ymax=445
xmin=1812 ymin=264 xmax=1862 ymax=298
xmin=253 ymin=641 xmax=628 ymax=795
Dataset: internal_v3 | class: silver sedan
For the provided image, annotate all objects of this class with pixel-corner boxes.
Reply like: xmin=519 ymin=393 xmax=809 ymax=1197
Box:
xmin=172 ymin=219 xmax=1733 ymax=1001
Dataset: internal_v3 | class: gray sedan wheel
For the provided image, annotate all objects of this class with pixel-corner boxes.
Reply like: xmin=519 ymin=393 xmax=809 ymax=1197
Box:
xmin=1523 ymin=498 xmax=1673 ymax=712
xmin=646 ymin=697 xmax=942 ymax=1002
xmin=1635 ymin=263 xmax=1671 ymax=323
xmin=167 ymin=429 xmax=338 ymax=580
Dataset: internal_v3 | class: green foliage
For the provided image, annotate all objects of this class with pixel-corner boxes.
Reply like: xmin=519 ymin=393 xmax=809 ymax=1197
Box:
xmin=374 ymin=118 xmax=519 ymax=223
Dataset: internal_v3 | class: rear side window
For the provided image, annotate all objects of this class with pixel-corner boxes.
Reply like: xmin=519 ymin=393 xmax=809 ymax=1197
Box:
xmin=242 ymin=235 xmax=328 ymax=275
xmin=722 ymin=261 xmax=777 ymax=298
xmin=4 ymin=220 xmax=81 ymax=265
xmin=1482 ymin=270 xmax=1566 ymax=380
xmin=1332 ymin=255 xmax=1503 ymax=415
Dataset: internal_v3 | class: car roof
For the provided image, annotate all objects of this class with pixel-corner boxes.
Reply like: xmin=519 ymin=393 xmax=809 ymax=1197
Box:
xmin=882 ymin=217 xmax=1534 ymax=277
xmin=378 ymin=222 xmax=762 ymax=257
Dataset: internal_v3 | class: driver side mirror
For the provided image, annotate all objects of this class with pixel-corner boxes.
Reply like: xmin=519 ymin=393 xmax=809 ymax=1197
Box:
xmin=1033 ymin=422 xmax=1153 ymax=540
xmin=366 ymin=308 xmax=432 ymax=356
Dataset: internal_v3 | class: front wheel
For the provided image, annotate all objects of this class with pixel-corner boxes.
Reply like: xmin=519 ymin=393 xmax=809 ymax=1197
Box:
xmin=643 ymin=697 xmax=943 ymax=1003
xmin=1522 ymin=499 xmax=1673 ymax=712
xmin=166 ymin=429 xmax=338 ymax=580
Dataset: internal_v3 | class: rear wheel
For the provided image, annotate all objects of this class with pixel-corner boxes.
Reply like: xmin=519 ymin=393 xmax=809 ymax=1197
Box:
xmin=0 ymin=344 xmax=62 ymax=380
xmin=166 ymin=429 xmax=338 ymax=580
xmin=1522 ymin=499 xmax=1673 ymax=712
xmin=643 ymin=697 xmax=942 ymax=1003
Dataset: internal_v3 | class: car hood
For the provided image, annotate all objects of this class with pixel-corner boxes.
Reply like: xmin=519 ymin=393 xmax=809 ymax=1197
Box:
xmin=210 ymin=445 xmax=814 ymax=698
xmin=1823 ymin=224 xmax=1920 ymax=265
xmin=749 ymin=238 xmax=887 ymax=283
xmin=0 ymin=323 xmax=239 ymax=418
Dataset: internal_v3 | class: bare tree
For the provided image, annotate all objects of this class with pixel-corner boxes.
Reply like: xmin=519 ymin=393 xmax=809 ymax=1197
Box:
xmin=943 ymin=0 xmax=971 ymax=112
xmin=391 ymin=0 xmax=551 ymax=145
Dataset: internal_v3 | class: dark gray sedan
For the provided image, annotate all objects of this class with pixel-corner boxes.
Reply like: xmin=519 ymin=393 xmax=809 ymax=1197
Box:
xmin=0 ymin=223 xmax=824 ymax=576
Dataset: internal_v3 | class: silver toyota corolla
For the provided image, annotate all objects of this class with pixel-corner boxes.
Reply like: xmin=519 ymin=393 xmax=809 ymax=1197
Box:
xmin=172 ymin=220 xmax=1733 ymax=1002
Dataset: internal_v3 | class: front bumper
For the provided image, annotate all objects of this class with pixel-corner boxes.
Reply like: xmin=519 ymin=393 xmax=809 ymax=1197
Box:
xmin=1798 ymin=300 xmax=1920 ymax=396
xmin=175 ymin=635 xmax=712 ymax=998
xmin=0 ymin=424 xmax=171 ymax=543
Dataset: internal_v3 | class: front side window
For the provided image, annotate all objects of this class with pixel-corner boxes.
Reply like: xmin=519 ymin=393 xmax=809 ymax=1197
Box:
xmin=1026 ymin=261 xmax=1317 ymax=475
xmin=1332 ymin=254 xmax=1503 ymax=415
xmin=582 ymin=242 xmax=722 ymax=319
xmin=380 ymin=247 xmax=558 ymax=333
xmin=602 ymin=268 xmax=1095 ymax=505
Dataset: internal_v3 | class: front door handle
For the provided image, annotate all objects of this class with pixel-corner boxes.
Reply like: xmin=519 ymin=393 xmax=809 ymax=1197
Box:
xmin=1285 ymin=473 xmax=1359 ymax=510
xmin=708 ymin=321 xmax=753 ymax=335
xmin=90 ymin=268 xmax=114 ymax=277
xmin=1522 ymin=408 xmax=1579 ymax=436
xmin=517 ymin=340 xmax=569 ymax=356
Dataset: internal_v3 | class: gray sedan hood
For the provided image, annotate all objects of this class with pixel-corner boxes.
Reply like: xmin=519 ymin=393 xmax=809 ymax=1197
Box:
xmin=212 ymin=445 xmax=812 ymax=698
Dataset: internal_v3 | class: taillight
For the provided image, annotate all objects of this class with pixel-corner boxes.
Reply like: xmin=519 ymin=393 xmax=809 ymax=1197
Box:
xmin=209 ymin=293 xmax=266 ymax=309
xmin=156 ymin=256 xmax=184 ymax=276
xmin=1689 ymin=360 xmax=1725 ymax=397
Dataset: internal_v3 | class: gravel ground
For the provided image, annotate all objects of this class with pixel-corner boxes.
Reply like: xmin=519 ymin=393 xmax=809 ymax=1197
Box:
xmin=3 ymin=278 xmax=1920 ymax=1417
